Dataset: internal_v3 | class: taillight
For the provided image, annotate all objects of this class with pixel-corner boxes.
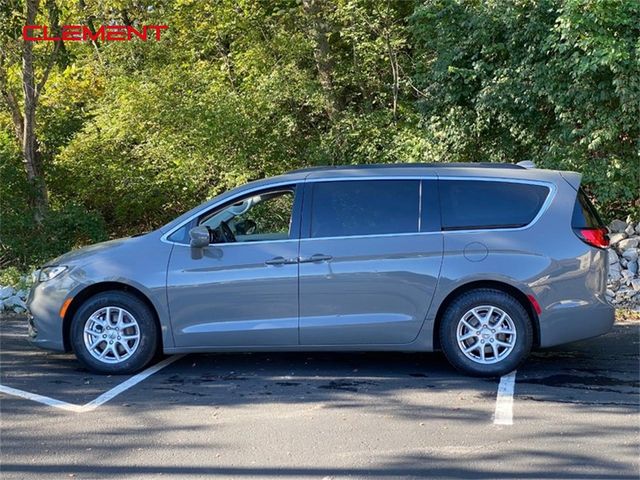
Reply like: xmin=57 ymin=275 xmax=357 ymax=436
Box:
xmin=574 ymin=227 xmax=609 ymax=249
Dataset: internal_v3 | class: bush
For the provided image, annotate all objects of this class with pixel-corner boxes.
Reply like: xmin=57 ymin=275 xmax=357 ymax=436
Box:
xmin=1 ymin=204 xmax=107 ymax=270
xmin=0 ymin=266 xmax=32 ymax=290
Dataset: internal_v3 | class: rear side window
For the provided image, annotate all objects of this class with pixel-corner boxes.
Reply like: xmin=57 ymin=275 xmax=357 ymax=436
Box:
xmin=571 ymin=188 xmax=604 ymax=229
xmin=439 ymin=180 xmax=549 ymax=230
xmin=310 ymin=180 xmax=419 ymax=238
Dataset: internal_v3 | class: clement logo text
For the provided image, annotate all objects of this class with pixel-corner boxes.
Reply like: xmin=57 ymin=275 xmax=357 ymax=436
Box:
xmin=23 ymin=25 xmax=168 ymax=42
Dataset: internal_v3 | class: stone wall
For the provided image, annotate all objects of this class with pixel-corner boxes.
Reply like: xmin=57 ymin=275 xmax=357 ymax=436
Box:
xmin=607 ymin=217 xmax=640 ymax=309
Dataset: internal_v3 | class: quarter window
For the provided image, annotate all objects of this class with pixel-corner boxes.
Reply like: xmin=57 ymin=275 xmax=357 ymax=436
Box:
xmin=571 ymin=187 xmax=604 ymax=229
xmin=310 ymin=180 xmax=420 ymax=238
xmin=439 ymin=180 xmax=549 ymax=230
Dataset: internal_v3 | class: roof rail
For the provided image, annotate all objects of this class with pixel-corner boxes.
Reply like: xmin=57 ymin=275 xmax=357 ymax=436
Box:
xmin=288 ymin=162 xmax=525 ymax=174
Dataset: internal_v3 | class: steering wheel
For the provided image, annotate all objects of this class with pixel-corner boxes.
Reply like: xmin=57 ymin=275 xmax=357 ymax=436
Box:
xmin=235 ymin=219 xmax=257 ymax=235
xmin=218 ymin=220 xmax=237 ymax=243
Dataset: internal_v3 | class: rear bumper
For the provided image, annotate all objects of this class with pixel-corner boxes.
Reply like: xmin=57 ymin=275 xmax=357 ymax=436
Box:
xmin=538 ymin=300 xmax=615 ymax=348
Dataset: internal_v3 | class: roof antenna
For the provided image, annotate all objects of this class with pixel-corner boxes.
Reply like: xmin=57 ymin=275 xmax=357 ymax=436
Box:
xmin=517 ymin=160 xmax=536 ymax=169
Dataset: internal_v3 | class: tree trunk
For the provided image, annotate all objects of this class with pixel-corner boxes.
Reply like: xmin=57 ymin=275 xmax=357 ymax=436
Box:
xmin=302 ymin=0 xmax=342 ymax=119
xmin=1 ymin=86 xmax=24 ymax=145
xmin=23 ymin=0 xmax=49 ymax=223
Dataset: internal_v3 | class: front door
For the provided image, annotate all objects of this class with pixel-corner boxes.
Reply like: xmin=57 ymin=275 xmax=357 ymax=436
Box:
xmin=298 ymin=179 xmax=442 ymax=345
xmin=167 ymin=185 xmax=301 ymax=348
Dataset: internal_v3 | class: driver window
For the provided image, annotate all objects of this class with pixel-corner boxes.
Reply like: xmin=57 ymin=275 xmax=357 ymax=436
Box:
xmin=199 ymin=189 xmax=295 ymax=243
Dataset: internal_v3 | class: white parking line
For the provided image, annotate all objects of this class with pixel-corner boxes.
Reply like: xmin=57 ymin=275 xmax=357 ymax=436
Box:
xmin=494 ymin=370 xmax=517 ymax=425
xmin=0 ymin=384 xmax=85 ymax=412
xmin=0 ymin=354 xmax=184 ymax=413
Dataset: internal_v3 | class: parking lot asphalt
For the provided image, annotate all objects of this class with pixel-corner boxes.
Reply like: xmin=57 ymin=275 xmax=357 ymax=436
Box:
xmin=0 ymin=315 xmax=638 ymax=480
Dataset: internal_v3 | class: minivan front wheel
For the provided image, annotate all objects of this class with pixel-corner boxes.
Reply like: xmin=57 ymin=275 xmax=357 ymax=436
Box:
xmin=70 ymin=291 xmax=159 ymax=374
xmin=439 ymin=289 xmax=533 ymax=377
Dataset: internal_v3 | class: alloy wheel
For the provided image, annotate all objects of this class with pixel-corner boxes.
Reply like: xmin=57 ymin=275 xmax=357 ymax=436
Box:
xmin=83 ymin=306 xmax=141 ymax=364
xmin=456 ymin=305 xmax=517 ymax=365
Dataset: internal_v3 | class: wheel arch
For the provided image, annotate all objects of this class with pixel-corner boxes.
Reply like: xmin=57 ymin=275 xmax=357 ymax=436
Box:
xmin=432 ymin=280 xmax=540 ymax=350
xmin=62 ymin=281 xmax=163 ymax=352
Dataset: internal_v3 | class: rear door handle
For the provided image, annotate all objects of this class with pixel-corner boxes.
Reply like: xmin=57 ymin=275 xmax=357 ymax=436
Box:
xmin=299 ymin=254 xmax=333 ymax=263
xmin=265 ymin=256 xmax=297 ymax=266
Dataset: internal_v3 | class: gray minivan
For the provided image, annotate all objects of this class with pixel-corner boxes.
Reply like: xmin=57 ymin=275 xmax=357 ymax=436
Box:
xmin=27 ymin=163 xmax=614 ymax=376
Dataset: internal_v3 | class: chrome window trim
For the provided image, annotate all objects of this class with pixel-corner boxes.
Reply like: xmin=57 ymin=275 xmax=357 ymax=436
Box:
xmin=300 ymin=231 xmax=440 ymax=243
xmin=161 ymin=174 xmax=555 ymax=245
xmin=174 ymin=238 xmax=299 ymax=248
xmin=306 ymin=175 xmax=437 ymax=182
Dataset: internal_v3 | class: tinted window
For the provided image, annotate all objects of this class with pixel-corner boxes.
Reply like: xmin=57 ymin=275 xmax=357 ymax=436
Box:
xmin=310 ymin=180 xmax=419 ymax=238
xmin=572 ymin=188 xmax=604 ymax=229
xmin=439 ymin=180 xmax=549 ymax=230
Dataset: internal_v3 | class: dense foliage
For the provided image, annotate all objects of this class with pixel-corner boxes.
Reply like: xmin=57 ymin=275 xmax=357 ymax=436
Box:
xmin=1 ymin=0 xmax=638 ymax=270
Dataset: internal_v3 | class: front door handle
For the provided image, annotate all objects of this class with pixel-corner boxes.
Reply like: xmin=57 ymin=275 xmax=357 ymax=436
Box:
xmin=265 ymin=256 xmax=297 ymax=266
xmin=299 ymin=254 xmax=333 ymax=263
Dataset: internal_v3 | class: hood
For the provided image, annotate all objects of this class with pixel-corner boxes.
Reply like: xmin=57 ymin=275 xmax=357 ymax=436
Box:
xmin=47 ymin=236 xmax=138 ymax=266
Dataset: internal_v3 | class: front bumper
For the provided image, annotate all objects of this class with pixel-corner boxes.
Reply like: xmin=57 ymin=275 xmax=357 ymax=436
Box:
xmin=26 ymin=280 xmax=71 ymax=352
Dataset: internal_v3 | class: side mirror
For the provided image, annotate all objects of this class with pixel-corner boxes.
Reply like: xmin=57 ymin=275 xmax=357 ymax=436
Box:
xmin=189 ymin=226 xmax=210 ymax=248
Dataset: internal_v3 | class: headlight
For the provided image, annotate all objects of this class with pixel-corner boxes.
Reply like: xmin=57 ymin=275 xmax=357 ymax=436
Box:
xmin=38 ymin=266 xmax=68 ymax=282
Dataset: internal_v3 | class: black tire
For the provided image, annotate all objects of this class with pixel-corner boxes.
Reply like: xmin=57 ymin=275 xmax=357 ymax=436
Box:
xmin=70 ymin=291 xmax=159 ymax=374
xmin=439 ymin=288 xmax=533 ymax=377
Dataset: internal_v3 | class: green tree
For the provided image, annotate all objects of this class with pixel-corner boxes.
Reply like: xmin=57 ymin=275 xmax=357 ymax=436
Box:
xmin=410 ymin=0 xmax=640 ymax=217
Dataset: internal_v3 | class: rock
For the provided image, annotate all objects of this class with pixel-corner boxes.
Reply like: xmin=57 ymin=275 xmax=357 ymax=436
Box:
xmin=16 ymin=289 xmax=29 ymax=300
xmin=629 ymin=261 xmax=638 ymax=275
xmin=0 ymin=299 xmax=4 ymax=311
xmin=609 ymin=261 xmax=622 ymax=272
xmin=4 ymin=295 xmax=26 ymax=310
xmin=609 ymin=233 xmax=628 ymax=246
xmin=606 ymin=288 xmax=615 ymax=297
xmin=609 ymin=264 xmax=622 ymax=282
xmin=622 ymin=248 xmax=639 ymax=261
xmin=12 ymin=306 xmax=25 ymax=314
xmin=636 ymin=222 xmax=640 ymax=234
xmin=618 ymin=238 xmax=639 ymax=250
xmin=608 ymin=249 xmax=619 ymax=264
xmin=625 ymin=224 xmax=636 ymax=236
xmin=609 ymin=219 xmax=628 ymax=233
xmin=620 ymin=258 xmax=628 ymax=268
xmin=0 ymin=286 xmax=15 ymax=300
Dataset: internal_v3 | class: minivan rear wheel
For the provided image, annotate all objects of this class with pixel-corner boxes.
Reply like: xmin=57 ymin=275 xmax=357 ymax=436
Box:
xmin=70 ymin=291 xmax=159 ymax=374
xmin=439 ymin=289 xmax=533 ymax=377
